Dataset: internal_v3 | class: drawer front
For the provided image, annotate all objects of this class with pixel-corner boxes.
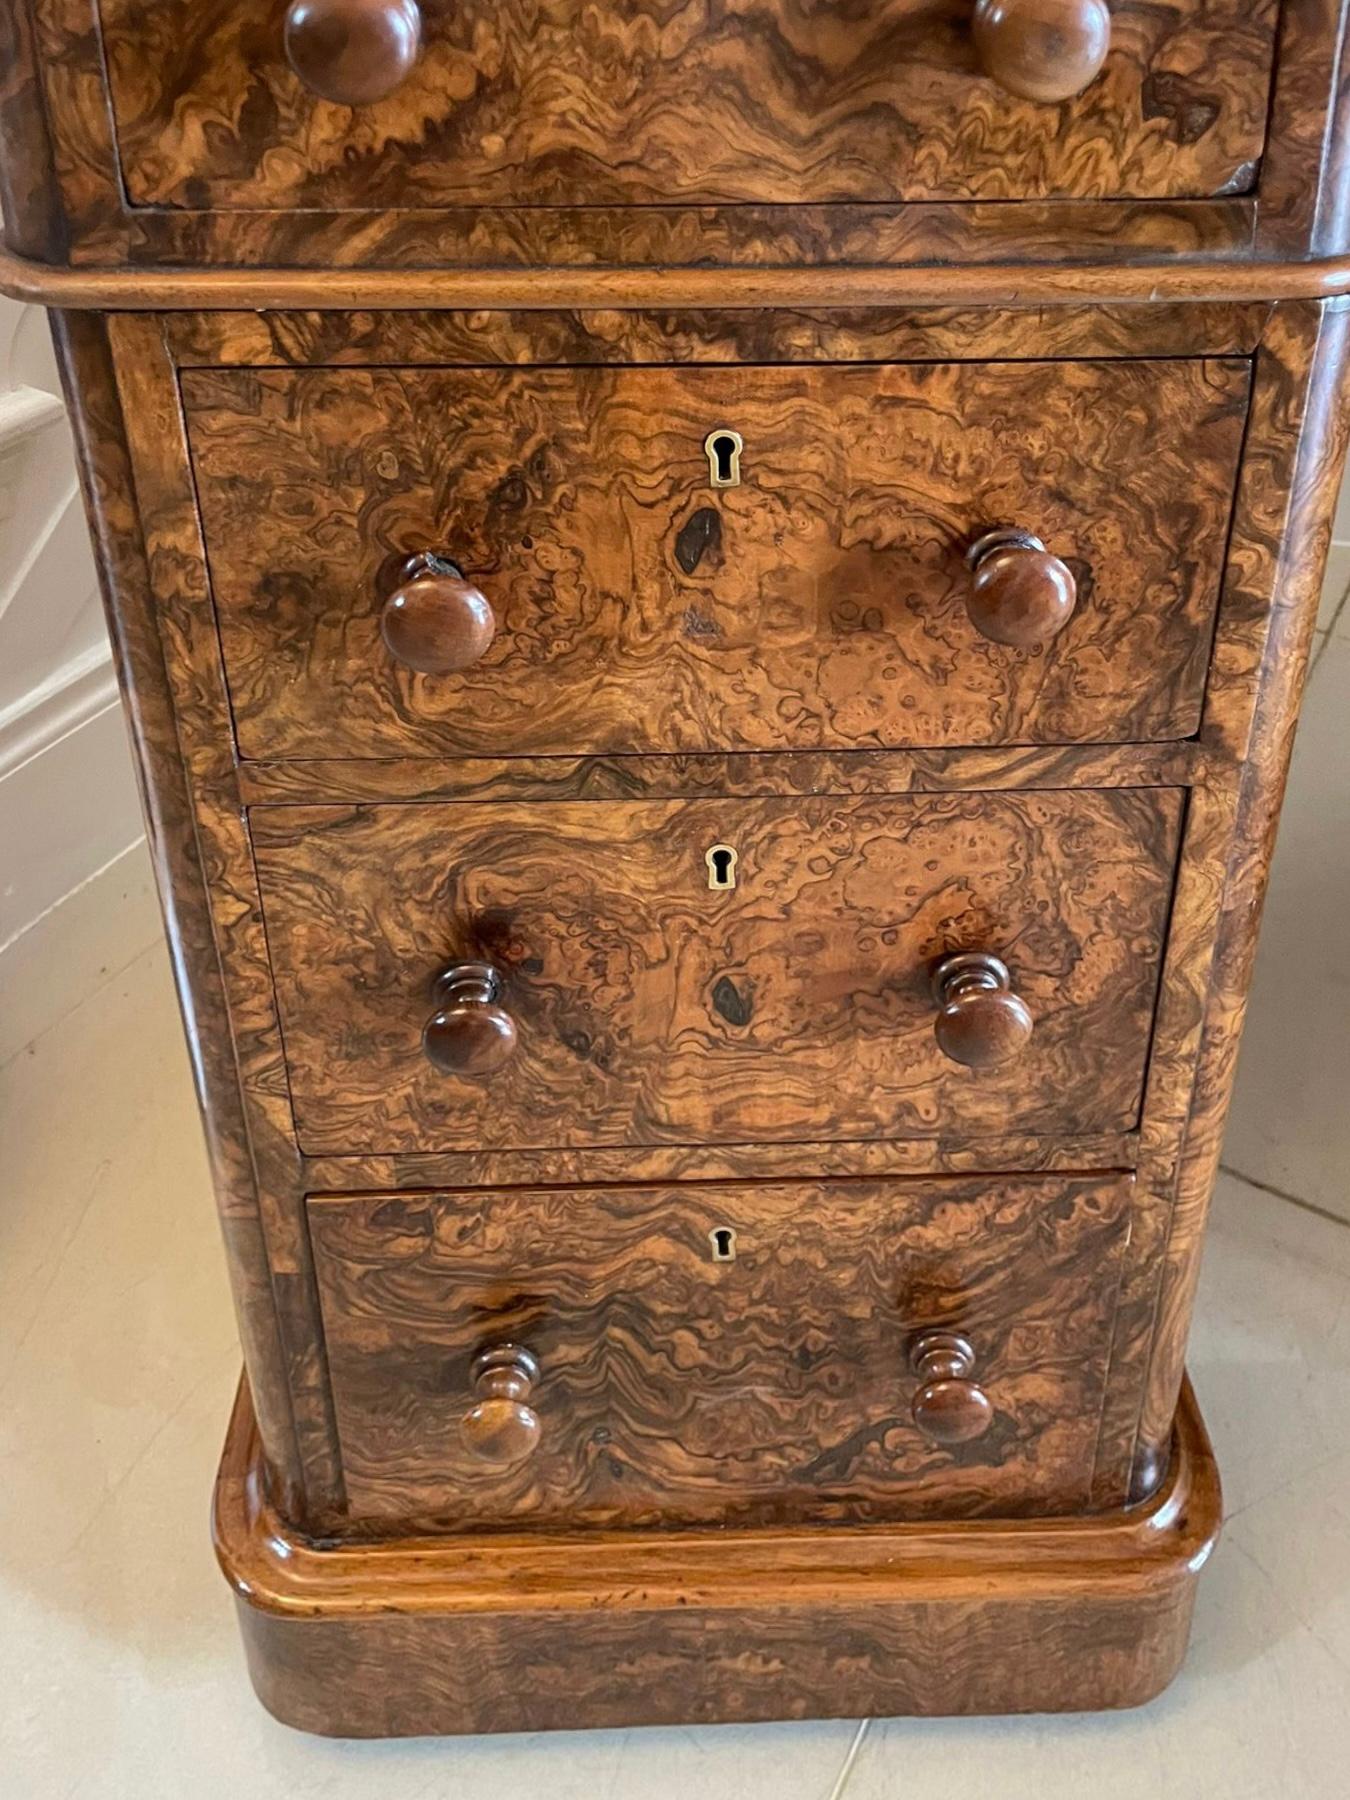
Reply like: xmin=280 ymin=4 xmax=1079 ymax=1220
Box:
xmin=186 ymin=359 xmax=1249 ymax=760
xmin=252 ymin=788 xmax=1184 ymax=1155
xmin=308 ymin=1173 xmax=1133 ymax=1528
xmin=101 ymin=2 xmax=1276 ymax=211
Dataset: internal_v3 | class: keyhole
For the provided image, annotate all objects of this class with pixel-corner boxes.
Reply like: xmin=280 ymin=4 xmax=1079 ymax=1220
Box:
xmin=709 ymin=1226 xmax=737 ymax=1262
xmin=705 ymin=844 xmax=738 ymax=890
xmin=704 ymin=429 xmax=744 ymax=489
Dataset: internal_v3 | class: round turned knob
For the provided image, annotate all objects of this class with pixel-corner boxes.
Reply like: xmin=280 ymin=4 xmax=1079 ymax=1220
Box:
xmin=932 ymin=951 xmax=1034 ymax=1069
xmin=910 ymin=1331 xmax=995 ymax=1444
xmin=381 ymin=553 xmax=496 ymax=675
xmin=965 ymin=528 xmax=1078 ymax=648
xmin=284 ymin=0 xmax=423 ymax=106
xmin=461 ymin=1344 xmax=541 ymax=1466
xmin=423 ymin=962 xmax=518 ymax=1077
xmin=972 ymin=0 xmax=1111 ymax=104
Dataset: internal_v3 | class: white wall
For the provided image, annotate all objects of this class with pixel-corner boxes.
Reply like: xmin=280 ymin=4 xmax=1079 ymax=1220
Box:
xmin=0 ymin=296 xmax=156 ymax=1059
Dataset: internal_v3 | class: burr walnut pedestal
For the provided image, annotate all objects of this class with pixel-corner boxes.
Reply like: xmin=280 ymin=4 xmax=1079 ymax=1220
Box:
xmin=4 ymin=0 xmax=1349 ymax=1737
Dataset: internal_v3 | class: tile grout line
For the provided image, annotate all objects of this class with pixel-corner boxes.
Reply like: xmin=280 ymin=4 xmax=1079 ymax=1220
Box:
xmin=0 ymin=834 xmax=147 ymax=959
xmin=1219 ymin=1162 xmax=1350 ymax=1232
xmin=0 ymin=931 xmax=165 ymax=1075
xmin=825 ymin=1718 xmax=872 ymax=1800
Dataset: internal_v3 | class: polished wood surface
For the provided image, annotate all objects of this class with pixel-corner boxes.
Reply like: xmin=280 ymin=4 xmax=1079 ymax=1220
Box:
xmin=97 ymin=0 xmax=1274 ymax=215
xmin=184 ymin=358 xmax=1247 ymax=760
xmin=965 ymin=529 xmax=1079 ymax=648
xmin=284 ymin=0 xmax=424 ymax=106
xmin=931 ymin=952 xmax=1035 ymax=1069
xmin=105 ymin=312 xmax=350 ymax=1521
xmin=155 ymin=301 xmax=1276 ymax=368
xmin=49 ymin=312 xmax=310 ymax=1520
xmin=3 ymin=0 xmax=1345 ymax=276
xmin=216 ymin=1374 xmax=1221 ymax=1734
xmin=14 ymin=247 xmax=1350 ymax=309
xmin=422 ymin=962 xmax=518 ymax=1077
xmin=972 ymin=0 xmax=1111 ymax=104
xmin=460 ymin=1344 xmax=542 ymax=1467
xmin=379 ymin=553 xmax=496 ymax=676
xmin=308 ymin=1174 xmax=1131 ymax=1528
xmin=1133 ymin=299 xmax=1350 ymax=1493
xmin=10 ymin=0 xmax=1350 ymax=1735
xmin=49 ymin=293 xmax=1350 ymax=1734
xmin=251 ymin=788 xmax=1182 ymax=1154
xmin=908 ymin=1330 xmax=996 ymax=1445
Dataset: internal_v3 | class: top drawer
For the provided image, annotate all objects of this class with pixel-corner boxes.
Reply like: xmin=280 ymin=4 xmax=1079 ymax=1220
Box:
xmin=99 ymin=1 xmax=1278 ymax=212
xmin=185 ymin=356 xmax=1248 ymax=761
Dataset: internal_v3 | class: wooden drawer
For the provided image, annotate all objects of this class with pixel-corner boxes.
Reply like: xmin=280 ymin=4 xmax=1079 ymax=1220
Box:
xmin=251 ymin=788 xmax=1183 ymax=1155
xmin=308 ymin=1173 xmax=1133 ymax=1529
xmin=100 ymin=2 xmax=1276 ymax=212
xmin=185 ymin=358 xmax=1249 ymax=760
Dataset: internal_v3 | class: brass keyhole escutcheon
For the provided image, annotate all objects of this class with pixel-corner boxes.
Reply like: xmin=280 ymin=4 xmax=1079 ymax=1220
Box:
xmin=704 ymin=429 xmax=744 ymax=488
xmin=705 ymin=844 xmax=738 ymax=890
xmin=709 ymin=1226 xmax=738 ymax=1262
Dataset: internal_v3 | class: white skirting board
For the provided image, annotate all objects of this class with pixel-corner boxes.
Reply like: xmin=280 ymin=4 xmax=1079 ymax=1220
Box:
xmin=0 ymin=836 xmax=162 ymax=1066
xmin=0 ymin=669 xmax=159 ymax=1063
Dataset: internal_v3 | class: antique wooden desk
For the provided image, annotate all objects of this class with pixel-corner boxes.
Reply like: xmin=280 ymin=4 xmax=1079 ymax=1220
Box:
xmin=3 ymin=0 xmax=1348 ymax=1736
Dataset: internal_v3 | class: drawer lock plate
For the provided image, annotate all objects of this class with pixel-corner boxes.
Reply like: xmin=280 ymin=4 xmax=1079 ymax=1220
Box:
xmin=705 ymin=844 xmax=739 ymax=889
xmin=704 ymin=428 xmax=744 ymax=488
xmin=708 ymin=1226 xmax=738 ymax=1263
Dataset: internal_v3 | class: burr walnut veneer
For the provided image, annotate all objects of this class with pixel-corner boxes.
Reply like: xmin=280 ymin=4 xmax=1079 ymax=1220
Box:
xmin=4 ymin=0 xmax=1350 ymax=1738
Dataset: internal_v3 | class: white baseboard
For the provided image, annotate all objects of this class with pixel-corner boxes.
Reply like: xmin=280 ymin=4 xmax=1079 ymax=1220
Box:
xmin=0 ymin=838 xmax=163 ymax=1064
xmin=0 ymin=688 xmax=147 ymax=950
xmin=0 ymin=642 xmax=119 ymax=780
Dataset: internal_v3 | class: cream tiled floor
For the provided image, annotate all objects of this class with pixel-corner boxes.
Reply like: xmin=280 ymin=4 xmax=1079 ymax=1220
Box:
xmin=4 ymin=605 xmax=1350 ymax=1798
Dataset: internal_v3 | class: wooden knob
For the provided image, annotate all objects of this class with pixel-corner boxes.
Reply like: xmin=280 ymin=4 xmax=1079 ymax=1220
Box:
xmin=461 ymin=1345 xmax=541 ymax=1466
xmin=284 ymin=0 xmax=422 ymax=106
xmin=972 ymin=0 xmax=1111 ymax=103
xmin=965 ymin=529 xmax=1078 ymax=648
xmin=381 ymin=553 xmax=496 ymax=675
xmin=910 ymin=1331 xmax=995 ymax=1444
xmin=932 ymin=952 xmax=1034 ymax=1068
xmin=423 ymin=962 xmax=518 ymax=1077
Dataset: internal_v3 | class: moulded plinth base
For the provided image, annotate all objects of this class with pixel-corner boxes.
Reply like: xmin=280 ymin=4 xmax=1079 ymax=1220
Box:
xmin=214 ymin=1378 xmax=1221 ymax=1738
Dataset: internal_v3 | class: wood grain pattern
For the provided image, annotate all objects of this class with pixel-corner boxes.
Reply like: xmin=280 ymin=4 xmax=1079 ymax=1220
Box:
xmin=105 ymin=313 xmax=348 ymax=1523
xmin=1093 ymin=299 xmax=1350 ymax=1503
xmin=308 ymin=1174 xmax=1131 ymax=1529
xmin=250 ymin=788 xmax=1183 ymax=1155
xmin=0 ymin=0 xmax=65 ymax=258
xmin=1133 ymin=298 xmax=1350 ymax=1488
xmin=1310 ymin=0 xmax=1350 ymax=258
xmin=16 ymin=199 xmax=1266 ymax=278
xmin=97 ymin=0 xmax=1276 ymax=212
xmin=1255 ymin=0 xmax=1350 ymax=257
xmin=0 ymin=0 xmax=1272 ymax=284
xmin=283 ymin=0 xmax=425 ymax=108
xmin=27 ymin=241 xmax=1350 ymax=305
xmin=299 ymin=1129 xmax=1141 ymax=1196
xmin=184 ymin=357 xmax=1249 ymax=760
xmin=233 ymin=740 xmax=1207 ymax=808
xmin=49 ymin=311 xmax=307 ymax=1519
xmin=163 ymin=302 xmax=1275 ymax=368
xmin=217 ymin=1374 xmax=1220 ymax=1733
xmin=6 ymin=0 xmax=1347 ymax=1732
xmin=0 ymin=0 xmax=1271 ymax=278
xmin=5 ymin=0 xmax=1347 ymax=275
xmin=972 ymin=0 xmax=1112 ymax=105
